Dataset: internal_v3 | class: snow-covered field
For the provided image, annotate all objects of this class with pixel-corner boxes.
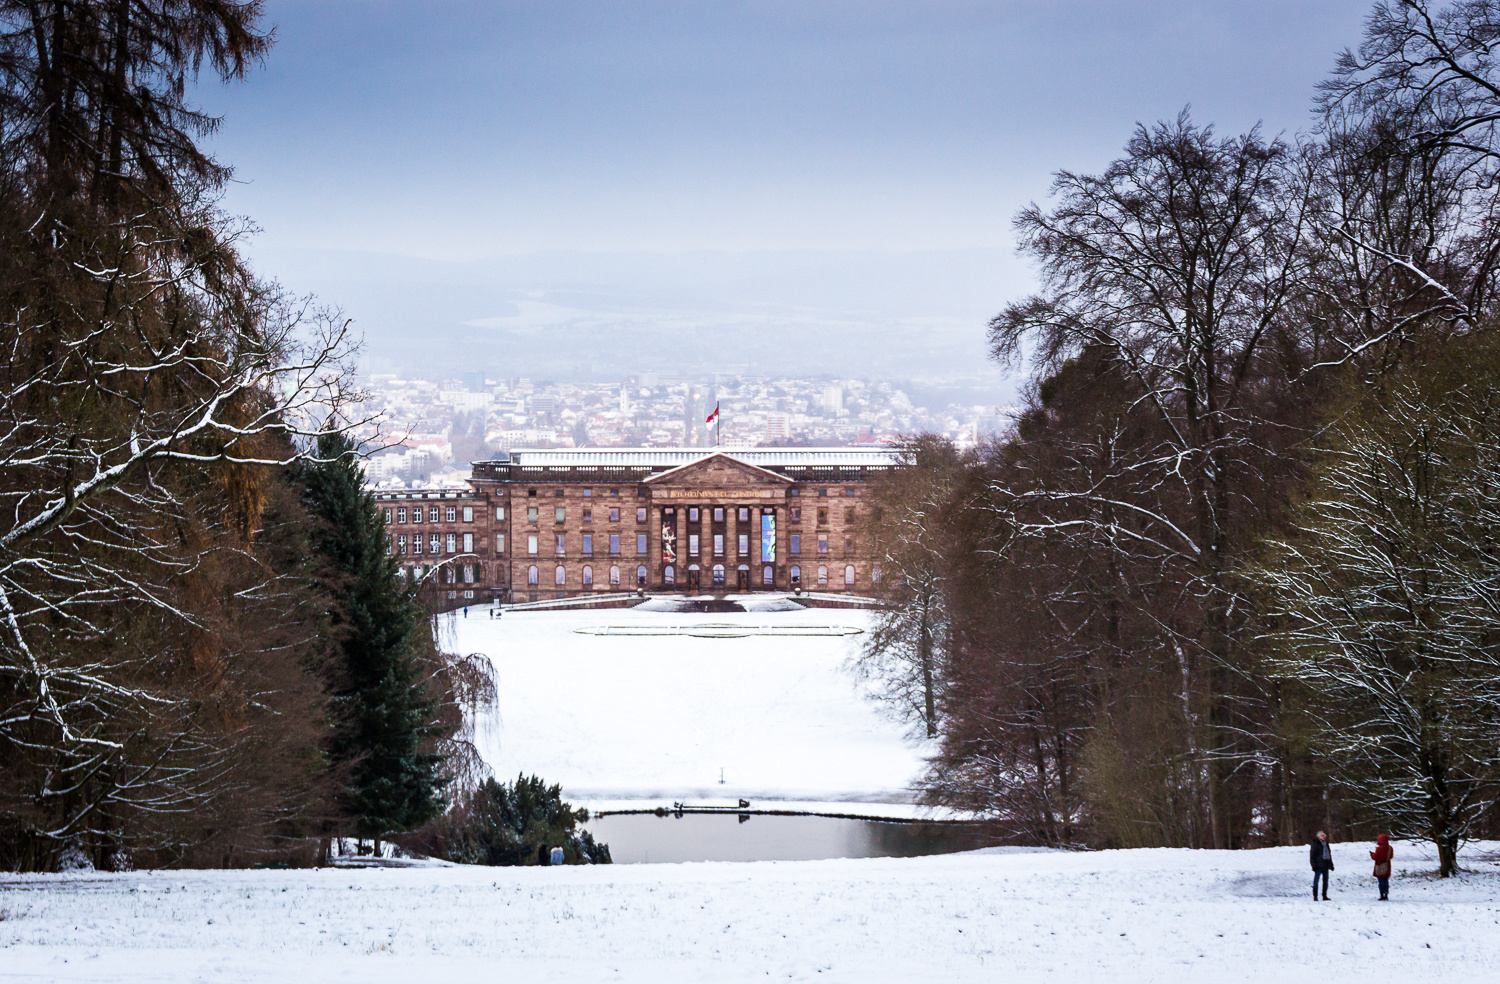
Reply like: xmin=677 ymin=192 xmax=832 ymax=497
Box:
xmin=4 ymin=842 xmax=1498 ymax=982
xmin=450 ymin=603 xmax=929 ymax=807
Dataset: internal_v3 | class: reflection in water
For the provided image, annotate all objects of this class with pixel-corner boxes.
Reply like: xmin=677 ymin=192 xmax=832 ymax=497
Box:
xmin=584 ymin=813 xmax=995 ymax=864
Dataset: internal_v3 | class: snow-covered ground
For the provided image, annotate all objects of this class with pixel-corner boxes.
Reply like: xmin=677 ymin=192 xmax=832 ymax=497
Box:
xmin=4 ymin=842 xmax=1498 ymax=982
xmin=450 ymin=603 xmax=929 ymax=807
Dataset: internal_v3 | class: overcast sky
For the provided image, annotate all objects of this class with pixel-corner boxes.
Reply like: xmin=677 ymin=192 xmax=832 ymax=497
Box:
xmin=198 ymin=0 xmax=1377 ymax=386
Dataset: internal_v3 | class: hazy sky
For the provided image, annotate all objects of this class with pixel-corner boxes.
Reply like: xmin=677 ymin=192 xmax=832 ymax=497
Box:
xmin=197 ymin=0 xmax=1377 ymax=385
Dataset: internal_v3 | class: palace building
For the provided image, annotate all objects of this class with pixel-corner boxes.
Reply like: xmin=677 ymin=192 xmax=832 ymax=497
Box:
xmin=374 ymin=447 xmax=898 ymax=604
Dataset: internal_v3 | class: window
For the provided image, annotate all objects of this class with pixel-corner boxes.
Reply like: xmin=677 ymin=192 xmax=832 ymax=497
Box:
xmin=428 ymin=506 xmax=439 ymax=522
xmin=463 ymin=506 xmax=473 ymax=523
xmin=496 ymin=534 xmax=506 ymax=555
xmin=789 ymin=488 xmax=801 ymax=497
xmin=818 ymin=565 xmax=828 ymax=586
xmin=496 ymin=506 xmax=506 ymax=521
xmin=609 ymin=533 xmax=620 ymax=556
xmin=555 ymin=533 xmax=566 ymax=555
xmin=633 ymin=533 xmax=646 ymax=555
xmin=636 ymin=507 xmax=647 ymax=523
xmin=818 ymin=488 xmax=828 ymax=497
xmin=738 ymin=507 xmax=749 ymax=522
xmin=664 ymin=565 xmax=675 ymax=585
xmin=528 ymin=566 xmax=538 ymax=585
xmin=610 ymin=489 xmax=619 ymax=497
xmin=844 ymin=536 xmax=854 ymax=553
xmin=688 ymin=507 xmax=699 ymax=522
xmin=763 ymin=565 xmax=774 ymax=585
xmin=790 ymin=534 xmax=801 ymax=555
xmin=528 ymin=534 xmax=538 ymax=555
xmin=446 ymin=533 xmax=457 ymax=553
xmin=445 ymin=565 xmax=456 ymax=584
xmin=689 ymin=533 xmax=700 ymax=555
xmin=446 ymin=506 xmax=457 ymax=522
xmin=583 ymin=508 xmax=592 ymax=523
xmin=790 ymin=565 xmax=801 ymax=584
xmin=555 ymin=566 xmax=566 ymax=586
xmin=555 ymin=507 xmax=565 ymax=524
xmin=844 ymin=508 xmax=855 ymax=522
xmin=527 ymin=489 xmax=537 ymax=497
xmin=397 ymin=534 xmax=407 ymax=554
xmin=609 ymin=507 xmax=620 ymax=522
xmin=412 ymin=506 xmax=422 ymax=524
xmin=582 ymin=533 xmax=593 ymax=556
xmin=713 ymin=507 xmax=724 ymax=522
xmin=845 ymin=488 xmax=856 ymax=497
xmin=583 ymin=489 xmax=593 ymax=497
xmin=610 ymin=565 xmax=620 ymax=585
xmin=411 ymin=534 xmax=422 ymax=554
xmin=872 ymin=565 xmax=882 ymax=584
xmin=737 ymin=533 xmax=749 ymax=555
xmin=789 ymin=506 xmax=802 ymax=522
xmin=845 ymin=565 xmax=855 ymax=586
xmin=582 ymin=566 xmax=593 ymax=586
xmin=554 ymin=490 xmax=565 ymax=498
xmin=712 ymin=564 xmax=725 ymax=586
xmin=713 ymin=534 xmax=724 ymax=556
xmin=429 ymin=533 xmax=440 ymax=554
xmin=817 ymin=508 xmax=828 ymax=525
xmin=818 ymin=533 xmax=828 ymax=555
xmin=393 ymin=507 xmax=402 ymax=523
xmin=463 ymin=564 xmax=474 ymax=583
xmin=463 ymin=533 xmax=474 ymax=553
xmin=636 ymin=565 xmax=647 ymax=584
xmin=528 ymin=506 xmax=538 ymax=523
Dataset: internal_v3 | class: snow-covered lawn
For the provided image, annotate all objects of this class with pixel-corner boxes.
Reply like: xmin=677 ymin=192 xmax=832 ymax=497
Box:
xmin=4 ymin=843 xmax=1498 ymax=982
xmin=450 ymin=604 xmax=929 ymax=807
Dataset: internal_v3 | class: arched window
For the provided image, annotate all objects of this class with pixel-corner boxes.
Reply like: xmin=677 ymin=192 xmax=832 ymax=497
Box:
xmin=817 ymin=565 xmax=828 ymax=586
xmin=844 ymin=565 xmax=855 ymax=586
xmin=763 ymin=565 xmax=774 ymax=585
xmin=711 ymin=564 xmax=725 ymax=586
xmin=636 ymin=565 xmax=647 ymax=585
xmin=790 ymin=565 xmax=801 ymax=584
xmin=462 ymin=564 xmax=474 ymax=583
xmin=555 ymin=565 xmax=566 ymax=586
xmin=582 ymin=565 xmax=594 ymax=586
xmin=527 ymin=566 xmax=538 ymax=586
xmin=610 ymin=565 xmax=620 ymax=586
xmin=664 ymin=565 xmax=675 ymax=585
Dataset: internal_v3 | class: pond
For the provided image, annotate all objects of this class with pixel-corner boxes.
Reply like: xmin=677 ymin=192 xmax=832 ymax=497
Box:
xmin=583 ymin=813 xmax=996 ymax=864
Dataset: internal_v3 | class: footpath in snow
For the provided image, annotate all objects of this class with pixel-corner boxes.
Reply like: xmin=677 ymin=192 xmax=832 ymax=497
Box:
xmin=449 ymin=603 xmax=930 ymax=809
xmin=3 ymin=843 xmax=1499 ymax=983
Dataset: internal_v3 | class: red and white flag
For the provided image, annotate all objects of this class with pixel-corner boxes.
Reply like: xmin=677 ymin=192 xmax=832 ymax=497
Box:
xmin=705 ymin=403 xmax=720 ymax=425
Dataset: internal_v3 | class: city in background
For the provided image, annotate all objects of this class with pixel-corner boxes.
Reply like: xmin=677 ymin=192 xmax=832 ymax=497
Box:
xmin=356 ymin=370 xmax=1016 ymax=488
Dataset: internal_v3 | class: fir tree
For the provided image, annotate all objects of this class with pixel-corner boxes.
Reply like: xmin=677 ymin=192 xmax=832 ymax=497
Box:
xmin=297 ymin=432 xmax=447 ymax=840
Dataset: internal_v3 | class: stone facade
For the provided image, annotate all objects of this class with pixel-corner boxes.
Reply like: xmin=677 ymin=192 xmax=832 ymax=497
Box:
xmin=375 ymin=447 xmax=897 ymax=604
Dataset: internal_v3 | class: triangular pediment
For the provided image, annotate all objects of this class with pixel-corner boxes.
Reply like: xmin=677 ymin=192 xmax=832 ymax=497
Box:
xmin=643 ymin=452 xmax=793 ymax=487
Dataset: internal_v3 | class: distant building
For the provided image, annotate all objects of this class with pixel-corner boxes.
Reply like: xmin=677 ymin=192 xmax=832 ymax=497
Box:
xmin=374 ymin=447 xmax=897 ymax=605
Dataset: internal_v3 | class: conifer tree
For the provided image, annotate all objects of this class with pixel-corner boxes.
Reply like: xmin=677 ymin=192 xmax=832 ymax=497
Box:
xmin=297 ymin=432 xmax=447 ymax=840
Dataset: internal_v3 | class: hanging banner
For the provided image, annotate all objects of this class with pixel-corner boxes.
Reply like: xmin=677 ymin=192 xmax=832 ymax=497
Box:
xmin=661 ymin=508 xmax=677 ymax=564
xmin=761 ymin=510 xmax=776 ymax=563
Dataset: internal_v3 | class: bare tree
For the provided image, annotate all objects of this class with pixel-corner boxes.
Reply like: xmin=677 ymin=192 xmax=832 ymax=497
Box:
xmin=989 ymin=113 xmax=1318 ymax=849
xmin=855 ymin=437 xmax=966 ymax=739
xmin=1312 ymin=0 xmax=1500 ymax=362
xmin=1250 ymin=337 xmax=1500 ymax=876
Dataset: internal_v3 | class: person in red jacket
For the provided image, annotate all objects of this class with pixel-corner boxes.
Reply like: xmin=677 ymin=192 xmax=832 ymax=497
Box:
xmin=1370 ymin=834 xmax=1394 ymax=901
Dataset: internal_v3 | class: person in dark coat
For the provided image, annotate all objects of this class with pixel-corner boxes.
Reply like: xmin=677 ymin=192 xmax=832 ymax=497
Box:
xmin=1370 ymin=834 xmax=1394 ymax=900
xmin=1310 ymin=830 xmax=1334 ymax=900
